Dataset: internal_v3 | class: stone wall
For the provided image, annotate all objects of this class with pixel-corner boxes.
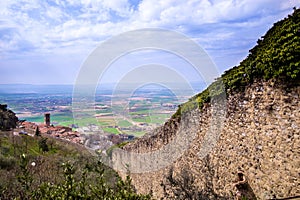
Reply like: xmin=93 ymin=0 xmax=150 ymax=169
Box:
xmin=122 ymin=80 xmax=300 ymax=199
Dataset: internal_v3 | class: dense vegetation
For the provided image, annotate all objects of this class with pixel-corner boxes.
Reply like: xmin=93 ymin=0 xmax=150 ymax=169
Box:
xmin=0 ymin=131 xmax=150 ymax=199
xmin=0 ymin=104 xmax=18 ymax=131
xmin=174 ymin=8 xmax=300 ymax=117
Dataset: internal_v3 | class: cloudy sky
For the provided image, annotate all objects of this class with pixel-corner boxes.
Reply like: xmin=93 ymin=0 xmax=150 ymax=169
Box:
xmin=0 ymin=0 xmax=299 ymax=85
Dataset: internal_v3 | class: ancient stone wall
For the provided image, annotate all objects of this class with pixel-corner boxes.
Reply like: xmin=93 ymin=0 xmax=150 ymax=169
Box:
xmin=122 ymin=80 xmax=300 ymax=199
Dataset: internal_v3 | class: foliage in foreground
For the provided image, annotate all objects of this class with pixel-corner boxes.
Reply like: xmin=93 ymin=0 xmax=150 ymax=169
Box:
xmin=31 ymin=159 xmax=150 ymax=200
xmin=0 ymin=132 xmax=150 ymax=200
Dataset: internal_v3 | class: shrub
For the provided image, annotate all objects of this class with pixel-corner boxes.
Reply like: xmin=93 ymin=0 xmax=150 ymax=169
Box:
xmin=0 ymin=154 xmax=16 ymax=169
xmin=38 ymin=138 xmax=49 ymax=152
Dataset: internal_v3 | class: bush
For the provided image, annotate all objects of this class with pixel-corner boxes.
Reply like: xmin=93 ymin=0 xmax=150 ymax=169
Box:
xmin=0 ymin=152 xmax=151 ymax=200
xmin=32 ymin=161 xmax=151 ymax=200
xmin=0 ymin=154 xmax=16 ymax=169
xmin=38 ymin=138 xmax=49 ymax=152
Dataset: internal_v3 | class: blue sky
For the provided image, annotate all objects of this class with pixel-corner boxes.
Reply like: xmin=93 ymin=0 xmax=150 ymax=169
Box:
xmin=0 ymin=0 xmax=299 ymax=85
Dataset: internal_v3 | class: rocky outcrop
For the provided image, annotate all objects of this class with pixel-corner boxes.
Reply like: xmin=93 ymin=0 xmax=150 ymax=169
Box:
xmin=121 ymin=80 xmax=299 ymax=199
xmin=0 ymin=104 xmax=18 ymax=131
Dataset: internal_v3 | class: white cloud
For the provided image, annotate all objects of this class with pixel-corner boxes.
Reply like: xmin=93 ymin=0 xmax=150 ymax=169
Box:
xmin=0 ymin=32 xmax=20 ymax=52
xmin=134 ymin=0 xmax=293 ymax=27
xmin=101 ymin=0 xmax=133 ymax=17
xmin=0 ymin=0 xmax=299 ymax=84
xmin=44 ymin=5 xmax=66 ymax=22
xmin=1 ymin=0 xmax=298 ymax=56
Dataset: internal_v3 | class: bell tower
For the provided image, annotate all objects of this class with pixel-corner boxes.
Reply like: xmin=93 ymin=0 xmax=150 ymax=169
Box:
xmin=44 ymin=113 xmax=50 ymax=126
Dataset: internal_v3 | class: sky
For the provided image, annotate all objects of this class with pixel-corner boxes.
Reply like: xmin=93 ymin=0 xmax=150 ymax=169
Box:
xmin=0 ymin=0 xmax=299 ymax=85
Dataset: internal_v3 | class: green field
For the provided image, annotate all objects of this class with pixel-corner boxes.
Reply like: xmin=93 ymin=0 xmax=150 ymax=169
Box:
xmin=23 ymin=110 xmax=172 ymax=137
xmin=117 ymin=120 xmax=132 ymax=127
xmin=103 ymin=127 xmax=120 ymax=134
xmin=132 ymin=116 xmax=151 ymax=123
xmin=15 ymin=91 xmax=179 ymax=137
xmin=23 ymin=114 xmax=73 ymax=124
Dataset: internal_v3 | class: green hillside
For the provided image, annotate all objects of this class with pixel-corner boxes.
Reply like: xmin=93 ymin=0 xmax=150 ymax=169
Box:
xmin=174 ymin=8 xmax=300 ymax=117
xmin=0 ymin=131 xmax=150 ymax=199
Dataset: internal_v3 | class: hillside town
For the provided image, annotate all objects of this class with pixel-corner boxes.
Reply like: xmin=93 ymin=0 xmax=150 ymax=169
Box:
xmin=16 ymin=112 xmax=135 ymax=150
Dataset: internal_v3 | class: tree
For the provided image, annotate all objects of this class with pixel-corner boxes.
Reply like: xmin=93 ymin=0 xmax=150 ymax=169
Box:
xmin=35 ymin=126 xmax=41 ymax=136
xmin=38 ymin=138 xmax=49 ymax=152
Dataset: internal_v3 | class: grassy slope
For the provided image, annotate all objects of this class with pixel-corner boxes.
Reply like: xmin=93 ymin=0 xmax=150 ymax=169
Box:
xmin=174 ymin=8 xmax=300 ymax=117
xmin=0 ymin=131 xmax=150 ymax=199
xmin=0 ymin=131 xmax=94 ymax=185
